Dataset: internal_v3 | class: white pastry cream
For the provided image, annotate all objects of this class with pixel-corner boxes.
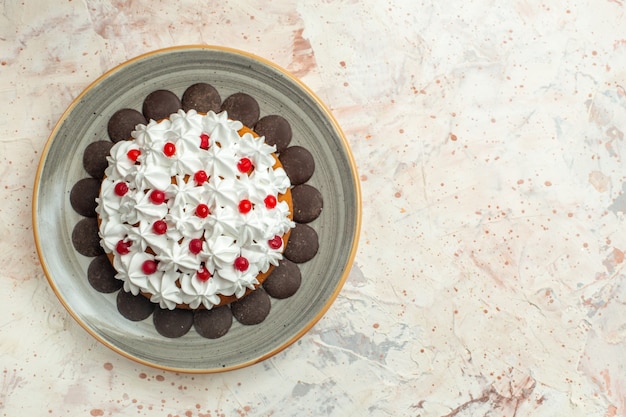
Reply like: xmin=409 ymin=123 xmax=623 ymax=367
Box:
xmin=96 ymin=110 xmax=294 ymax=310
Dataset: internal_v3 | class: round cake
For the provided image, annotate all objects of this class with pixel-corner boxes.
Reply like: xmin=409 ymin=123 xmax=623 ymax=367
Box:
xmin=70 ymin=83 xmax=324 ymax=339
xmin=95 ymin=109 xmax=295 ymax=310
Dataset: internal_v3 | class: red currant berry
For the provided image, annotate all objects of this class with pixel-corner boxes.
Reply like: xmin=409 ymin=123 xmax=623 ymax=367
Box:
xmin=264 ymin=195 xmax=277 ymax=209
xmin=234 ymin=256 xmax=249 ymax=272
xmin=163 ymin=142 xmax=176 ymax=157
xmin=114 ymin=182 xmax=129 ymax=196
xmin=142 ymin=260 xmax=158 ymax=275
xmin=197 ymin=266 xmax=211 ymax=282
xmin=189 ymin=238 xmax=203 ymax=254
xmin=238 ymin=199 xmax=252 ymax=214
xmin=268 ymin=235 xmax=282 ymax=250
xmin=194 ymin=170 xmax=208 ymax=185
xmin=152 ymin=220 xmax=167 ymax=235
xmin=195 ymin=203 xmax=210 ymax=218
xmin=115 ymin=240 xmax=131 ymax=254
xmin=237 ymin=157 xmax=252 ymax=173
xmin=127 ymin=149 xmax=141 ymax=162
xmin=149 ymin=190 xmax=165 ymax=204
xmin=199 ymin=133 xmax=210 ymax=149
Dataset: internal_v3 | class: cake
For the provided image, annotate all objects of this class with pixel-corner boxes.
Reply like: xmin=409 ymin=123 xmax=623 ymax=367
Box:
xmin=96 ymin=109 xmax=295 ymax=310
xmin=70 ymin=83 xmax=323 ymax=338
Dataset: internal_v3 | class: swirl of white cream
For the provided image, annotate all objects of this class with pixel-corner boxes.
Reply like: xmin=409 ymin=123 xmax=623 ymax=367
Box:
xmin=238 ymin=131 xmax=277 ymax=169
xmin=261 ymin=201 xmax=296 ymax=237
xmin=133 ymin=161 xmax=173 ymax=195
xmin=125 ymin=218 xmax=168 ymax=253
xmin=231 ymin=175 xmax=267 ymax=205
xmin=251 ymin=166 xmax=291 ymax=196
xmin=113 ymin=251 xmax=154 ymax=296
xmin=96 ymin=178 xmax=125 ymax=221
xmin=216 ymin=263 xmax=259 ymax=298
xmin=166 ymin=175 xmax=205 ymax=208
xmin=207 ymin=205 xmax=242 ymax=239
xmin=203 ymin=141 xmax=238 ymax=179
xmin=132 ymin=118 xmax=175 ymax=146
xmin=242 ymin=243 xmax=282 ymax=274
xmin=172 ymin=143 xmax=206 ymax=176
xmin=165 ymin=204 xmax=210 ymax=238
xmin=169 ymin=109 xmax=204 ymax=139
xmin=179 ymin=273 xmax=222 ymax=309
xmin=120 ymin=189 xmax=169 ymax=225
xmin=202 ymin=235 xmax=239 ymax=272
xmin=104 ymin=140 xmax=140 ymax=180
xmin=98 ymin=217 xmax=129 ymax=253
xmin=202 ymin=111 xmax=243 ymax=144
xmin=147 ymin=269 xmax=183 ymax=310
xmin=154 ymin=237 xmax=202 ymax=275
xmin=175 ymin=134 xmax=212 ymax=168
xmin=236 ymin=209 xmax=267 ymax=245
xmin=202 ymin=176 xmax=239 ymax=209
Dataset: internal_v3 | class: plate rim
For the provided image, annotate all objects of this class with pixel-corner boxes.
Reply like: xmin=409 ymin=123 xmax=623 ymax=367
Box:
xmin=32 ymin=44 xmax=362 ymax=373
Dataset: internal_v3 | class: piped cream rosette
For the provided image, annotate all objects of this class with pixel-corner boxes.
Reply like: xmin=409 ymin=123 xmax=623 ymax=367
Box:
xmin=96 ymin=110 xmax=294 ymax=310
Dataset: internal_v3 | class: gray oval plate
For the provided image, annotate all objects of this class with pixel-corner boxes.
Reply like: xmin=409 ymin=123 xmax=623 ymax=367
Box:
xmin=32 ymin=46 xmax=361 ymax=373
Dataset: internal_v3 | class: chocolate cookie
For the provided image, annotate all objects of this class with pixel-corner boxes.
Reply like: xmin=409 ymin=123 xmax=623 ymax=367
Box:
xmin=278 ymin=146 xmax=315 ymax=185
xmin=83 ymin=141 xmax=114 ymax=178
xmin=153 ymin=307 xmax=194 ymax=338
xmin=283 ymin=223 xmax=319 ymax=263
xmin=291 ymin=184 xmax=323 ymax=223
xmin=71 ymin=217 xmax=104 ymax=257
xmin=221 ymin=92 xmax=260 ymax=127
xmin=142 ymin=89 xmax=181 ymax=121
xmin=193 ymin=306 xmax=233 ymax=339
xmin=107 ymin=109 xmax=146 ymax=143
xmin=263 ymin=259 xmax=301 ymax=299
xmin=182 ymin=83 xmax=221 ymax=114
xmin=254 ymin=115 xmax=292 ymax=153
xmin=87 ymin=255 xmax=122 ymax=293
xmin=70 ymin=177 xmax=101 ymax=217
xmin=230 ymin=287 xmax=271 ymax=325
xmin=117 ymin=289 xmax=155 ymax=322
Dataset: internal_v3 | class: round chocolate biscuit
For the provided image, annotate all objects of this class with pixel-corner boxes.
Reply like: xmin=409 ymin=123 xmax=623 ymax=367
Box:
xmin=70 ymin=177 xmax=100 ymax=217
xmin=193 ymin=306 xmax=233 ymax=339
xmin=182 ymin=83 xmax=221 ymax=114
xmin=263 ymin=259 xmax=301 ymax=299
xmin=254 ymin=115 xmax=292 ymax=153
xmin=82 ymin=140 xmax=114 ymax=178
xmin=87 ymin=255 xmax=122 ymax=293
xmin=278 ymin=146 xmax=315 ymax=185
xmin=142 ymin=89 xmax=182 ymax=122
xmin=220 ymin=92 xmax=260 ymax=127
xmin=230 ymin=287 xmax=271 ymax=325
xmin=283 ymin=223 xmax=319 ymax=263
xmin=71 ymin=217 xmax=104 ymax=257
xmin=107 ymin=109 xmax=146 ymax=143
xmin=153 ymin=307 xmax=194 ymax=338
xmin=117 ymin=289 xmax=155 ymax=322
xmin=291 ymin=184 xmax=323 ymax=223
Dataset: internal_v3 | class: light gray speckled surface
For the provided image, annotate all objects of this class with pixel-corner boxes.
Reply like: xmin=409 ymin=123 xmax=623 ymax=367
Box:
xmin=2 ymin=1 xmax=626 ymax=416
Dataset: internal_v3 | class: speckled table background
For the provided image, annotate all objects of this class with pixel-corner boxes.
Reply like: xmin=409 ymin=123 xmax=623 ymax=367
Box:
xmin=2 ymin=1 xmax=626 ymax=416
